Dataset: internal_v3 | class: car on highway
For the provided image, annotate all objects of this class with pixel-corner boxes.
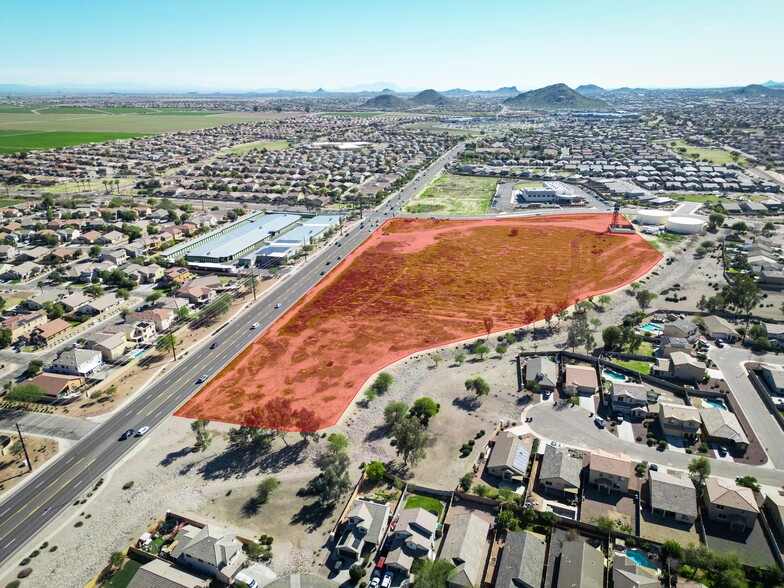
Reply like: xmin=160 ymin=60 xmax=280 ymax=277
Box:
xmin=120 ymin=429 xmax=135 ymax=440
xmin=210 ymin=342 xmax=218 ymax=349
xmin=337 ymin=256 xmax=342 ymax=260
xmin=275 ymin=303 xmax=281 ymax=309
xmin=594 ymin=417 xmax=605 ymax=429
xmin=251 ymin=322 xmax=260 ymax=329
xmin=196 ymin=374 xmax=209 ymax=384
xmin=320 ymin=270 xmax=326 ymax=275
xmin=136 ymin=426 xmax=150 ymax=436
xmin=325 ymin=261 xmax=331 ymax=265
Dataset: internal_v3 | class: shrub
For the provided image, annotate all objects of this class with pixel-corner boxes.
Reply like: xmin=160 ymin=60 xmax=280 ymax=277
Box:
xmin=122 ymin=481 xmax=134 ymax=490
xmin=365 ymin=461 xmax=386 ymax=482
xmin=685 ymin=448 xmax=693 ymax=454
xmin=16 ymin=569 xmax=31 ymax=579
xmin=459 ymin=472 xmax=473 ymax=492
xmin=6 ymin=581 xmax=21 ymax=588
xmin=49 ymin=546 xmax=57 ymax=552
xmin=699 ymin=443 xmax=709 ymax=453
xmin=18 ymin=559 xmax=30 ymax=566
xmin=29 ymin=550 xmax=39 ymax=557
xmin=39 ymin=542 xmax=48 ymax=549
xmin=74 ymin=521 xmax=83 ymax=527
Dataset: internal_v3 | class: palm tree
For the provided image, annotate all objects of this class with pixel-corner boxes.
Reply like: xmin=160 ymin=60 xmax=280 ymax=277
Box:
xmin=109 ymin=551 xmax=125 ymax=571
xmin=155 ymin=333 xmax=178 ymax=361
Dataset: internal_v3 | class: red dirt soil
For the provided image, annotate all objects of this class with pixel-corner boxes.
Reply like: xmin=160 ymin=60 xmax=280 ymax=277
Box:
xmin=175 ymin=213 xmax=661 ymax=431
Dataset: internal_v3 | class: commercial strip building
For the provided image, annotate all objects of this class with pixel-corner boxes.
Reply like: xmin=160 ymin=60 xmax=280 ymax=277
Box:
xmin=161 ymin=210 xmax=269 ymax=260
xmin=242 ymin=214 xmax=342 ymax=268
xmin=185 ymin=213 xmax=300 ymax=263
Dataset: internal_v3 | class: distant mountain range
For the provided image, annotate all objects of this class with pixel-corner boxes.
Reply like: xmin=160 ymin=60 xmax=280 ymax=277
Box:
xmin=726 ymin=84 xmax=784 ymax=98
xmin=503 ymin=83 xmax=608 ymax=110
xmin=360 ymin=89 xmax=452 ymax=110
xmin=2 ymin=81 xmax=784 ymax=97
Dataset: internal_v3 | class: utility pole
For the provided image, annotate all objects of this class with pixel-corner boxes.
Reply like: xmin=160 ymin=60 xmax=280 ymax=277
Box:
xmin=16 ymin=422 xmax=33 ymax=472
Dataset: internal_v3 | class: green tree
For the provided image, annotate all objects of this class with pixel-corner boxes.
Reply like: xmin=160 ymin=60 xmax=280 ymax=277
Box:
xmin=735 ymin=475 xmax=760 ymax=492
xmin=384 ymin=401 xmax=409 ymax=428
xmin=327 ymin=433 xmax=348 ymax=454
xmin=365 ymin=461 xmax=386 ymax=482
xmin=371 ymin=371 xmax=394 ymax=395
xmin=566 ymin=311 xmax=592 ymax=351
xmin=155 ymin=333 xmax=178 ymax=361
xmin=731 ymin=221 xmax=748 ymax=233
xmin=89 ymin=245 xmax=102 ymax=259
xmin=0 ymin=328 xmax=11 ymax=349
xmin=412 ymin=558 xmax=455 ymax=588
xmin=6 ymin=383 xmax=45 ymax=403
xmin=688 ymin=457 xmax=711 ymax=485
xmin=459 ymin=472 xmax=473 ymax=492
xmin=602 ymin=326 xmax=623 ymax=350
xmin=349 ymin=564 xmax=366 ymax=583
xmin=23 ymin=359 xmax=44 ymax=378
xmin=410 ymin=397 xmax=439 ymax=425
xmin=753 ymin=337 xmax=771 ymax=352
xmin=708 ymin=212 xmax=724 ymax=230
xmin=392 ymin=417 xmax=433 ymax=467
xmin=191 ymin=419 xmax=212 ymax=452
xmin=464 ymin=376 xmax=490 ymax=398
xmin=146 ymin=291 xmax=162 ymax=303
xmin=635 ymin=289 xmax=657 ymax=311
xmin=496 ymin=510 xmax=520 ymax=531
xmin=256 ymin=477 xmax=280 ymax=504
xmin=454 ymin=352 xmax=466 ymax=365
xmin=597 ymin=294 xmax=612 ymax=307
xmin=762 ymin=221 xmax=776 ymax=236
xmin=109 ymin=551 xmax=125 ymax=572
xmin=85 ymin=284 xmax=105 ymax=297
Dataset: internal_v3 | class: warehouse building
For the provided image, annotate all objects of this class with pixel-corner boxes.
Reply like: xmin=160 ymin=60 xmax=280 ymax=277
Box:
xmin=185 ymin=214 xmax=300 ymax=263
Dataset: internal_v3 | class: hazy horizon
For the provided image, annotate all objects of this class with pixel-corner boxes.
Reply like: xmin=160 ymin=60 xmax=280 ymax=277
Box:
xmin=2 ymin=0 xmax=783 ymax=92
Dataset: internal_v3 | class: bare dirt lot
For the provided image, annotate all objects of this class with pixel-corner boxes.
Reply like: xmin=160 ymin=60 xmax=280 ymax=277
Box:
xmin=179 ymin=214 xmax=661 ymax=430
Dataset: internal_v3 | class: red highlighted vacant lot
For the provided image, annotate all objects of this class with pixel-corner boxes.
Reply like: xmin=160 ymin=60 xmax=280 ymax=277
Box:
xmin=176 ymin=214 xmax=661 ymax=431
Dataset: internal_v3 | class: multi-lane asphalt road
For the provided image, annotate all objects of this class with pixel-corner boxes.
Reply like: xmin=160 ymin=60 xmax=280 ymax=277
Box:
xmin=0 ymin=142 xmax=464 ymax=569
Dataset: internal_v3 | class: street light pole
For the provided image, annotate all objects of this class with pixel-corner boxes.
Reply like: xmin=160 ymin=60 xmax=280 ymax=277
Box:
xmin=16 ymin=422 xmax=33 ymax=472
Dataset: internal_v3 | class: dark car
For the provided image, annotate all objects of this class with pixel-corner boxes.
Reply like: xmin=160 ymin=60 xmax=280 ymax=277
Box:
xmin=210 ymin=342 xmax=218 ymax=349
xmin=648 ymin=463 xmax=658 ymax=471
xmin=120 ymin=429 xmax=135 ymax=440
xmin=718 ymin=446 xmax=728 ymax=457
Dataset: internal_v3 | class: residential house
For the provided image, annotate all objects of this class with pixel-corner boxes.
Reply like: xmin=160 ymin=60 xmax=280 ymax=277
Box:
xmin=658 ymin=403 xmax=702 ymax=440
xmin=164 ymin=266 xmax=193 ymax=284
xmin=700 ymin=408 xmax=749 ymax=453
xmin=93 ymin=332 xmax=128 ymax=361
xmin=171 ymin=524 xmax=246 ymax=585
xmin=4 ymin=260 xmax=41 ymax=280
xmin=486 ymin=429 xmax=535 ymax=479
xmin=102 ymin=321 xmax=157 ymax=345
xmin=127 ymin=559 xmax=210 ymax=588
xmin=20 ymin=291 xmax=61 ymax=311
xmin=494 ymin=531 xmax=546 ymax=588
xmin=556 ymin=541 xmax=605 ymax=588
xmin=610 ymin=381 xmax=648 ymax=416
xmin=588 ymin=449 xmax=633 ymax=494
xmin=16 ymin=246 xmax=50 ymax=262
xmin=1 ymin=312 xmax=47 ymax=343
xmin=98 ymin=230 xmax=127 ymax=246
xmin=336 ymin=499 xmax=390 ymax=558
xmin=177 ymin=284 xmax=216 ymax=306
xmin=128 ymin=263 xmax=164 ymax=284
xmin=648 ymin=469 xmax=698 ymax=524
xmin=60 ymin=292 xmax=92 ymax=313
xmin=762 ymin=323 xmax=784 ymax=348
xmin=612 ymin=555 xmax=659 ymax=588
xmin=525 ymin=356 xmax=557 ymax=390
xmin=29 ymin=318 xmax=73 ymax=347
xmin=653 ymin=352 xmax=706 ymax=384
xmin=761 ymin=365 xmax=784 ymax=395
xmin=563 ymin=364 xmax=599 ymax=395
xmin=127 ymin=308 xmax=175 ymax=332
xmin=77 ymin=294 xmax=122 ymax=317
xmin=386 ymin=508 xmax=438 ymax=576
xmin=538 ymin=443 xmax=582 ymax=496
xmin=0 ymin=244 xmax=18 ymax=260
xmin=48 ymin=348 xmax=103 ymax=376
xmin=78 ymin=230 xmax=103 ymax=244
xmin=702 ymin=315 xmax=739 ymax=342
xmin=703 ymin=477 xmax=759 ymax=531
xmin=156 ymin=296 xmax=191 ymax=314
xmin=662 ymin=319 xmax=700 ymax=342
xmin=660 ymin=336 xmax=693 ymax=358
xmin=763 ymin=490 xmax=784 ymax=540
xmin=439 ymin=512 xmax=490 ymax=588
xmin=25 ymin=373 xmax=84 ymax=402
xmin=101 ymin=249 xmax=128 ymax=265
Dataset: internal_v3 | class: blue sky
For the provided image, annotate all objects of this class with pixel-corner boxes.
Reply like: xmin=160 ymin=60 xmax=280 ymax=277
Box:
xmin=2 ymin=0 xmax=782 ymax=90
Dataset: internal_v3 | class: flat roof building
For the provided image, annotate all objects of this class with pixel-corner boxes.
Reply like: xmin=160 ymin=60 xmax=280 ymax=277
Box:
xmin=185 ymin=214 xmax=300 ymax=263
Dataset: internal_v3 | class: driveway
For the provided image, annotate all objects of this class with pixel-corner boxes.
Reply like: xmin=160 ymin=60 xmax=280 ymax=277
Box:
xmin=616 ymin=421 xmax=635 ymax=443
xmin=709 ymin=346 xmax=784 ymax=468
xmin=522 ymin=401 xmax=782 ymax=485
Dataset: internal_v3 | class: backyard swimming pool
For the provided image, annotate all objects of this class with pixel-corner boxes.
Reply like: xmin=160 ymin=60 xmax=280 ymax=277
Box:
xmin=602 ymin=369 xmax=627 ymax=382
xmin=704 ymin=399 xmax=727 ymax=410
xmin=640 ymin=323 xmax=662 ymax=333
xmin=626 ymin=548 xmax=658 ymax=570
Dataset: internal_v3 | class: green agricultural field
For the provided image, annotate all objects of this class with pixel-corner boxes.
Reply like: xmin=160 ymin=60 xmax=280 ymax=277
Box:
xmin=222 ymin=140 xmax=291 ymax=155
xmin=0 ymin=130 xmax=147 ymax=153
xmin=668 ymin=141 xmax=748 ymax=166
xmin=404 ymin=174 xmax=497 ymax=215
xmin=0 ymin=110 xmax=294 ymax=135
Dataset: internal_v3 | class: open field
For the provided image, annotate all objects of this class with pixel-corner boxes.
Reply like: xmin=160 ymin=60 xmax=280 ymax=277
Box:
xmin=221 ymin=140 xmax=291 ymax=155
xmin=0 ymin=198 xmax=23 ymax=207
xmin=176 ymin=214 xmax=661 ymax=430
xmin=0 ymin=129 xmax=147 ymax=153
xmin=404 ymin=173 xmax=497 ymax=215
xmin=668 ymin=141 xmax=749 ymax=166
xmin=0 ymin=111 xmax=295 ymax=135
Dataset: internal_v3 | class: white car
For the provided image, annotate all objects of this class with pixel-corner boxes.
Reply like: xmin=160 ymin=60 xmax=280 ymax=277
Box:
xmin=382 ymin=572 xmax=393 ymax=588
xmin=274 ymin=303 xmax=281 ymax=309
xmin=136 ymin=426 xmax=150 ymax=436
xmin=251 ymin=322 xmax=260 ymax=329
xmin=196 ymin=375 xmax=208 ymax=384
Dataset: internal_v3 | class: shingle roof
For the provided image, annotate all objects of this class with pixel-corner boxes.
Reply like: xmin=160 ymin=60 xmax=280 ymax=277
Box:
xmin=439 ymin=512 xmax=490 ymax=588
xmin=495 ymin=531 xmax=546 ymax=588
xmin=540 ymin=444 xmax=582 ymax=489
xmin=556 ymin=541 xmax=604 ymax=588
xmin=704 ymin=478 xmax=759 ymax=513
xmin=127 ymin=559 xmax=209 ymax=588
xmin=649 ymin=469 xmax=697 ymax=519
